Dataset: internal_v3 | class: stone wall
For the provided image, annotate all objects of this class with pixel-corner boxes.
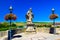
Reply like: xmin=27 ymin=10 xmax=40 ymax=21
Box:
xmin=0 ymin=30 xmax=8 ymax=37
xmin=37 ymin=28 xmax=60 ymax=34
xmin=56 ymin=28 xmax=60 ymax=34
xmin=36 ymin=28 xmax=50 ymax=33
xmin=16 ymin=29 xmax=23 ymax=34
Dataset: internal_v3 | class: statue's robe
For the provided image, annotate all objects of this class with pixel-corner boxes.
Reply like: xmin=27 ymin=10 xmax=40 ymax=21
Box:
xmin=26 ymin=14 xmax=34 ymax=21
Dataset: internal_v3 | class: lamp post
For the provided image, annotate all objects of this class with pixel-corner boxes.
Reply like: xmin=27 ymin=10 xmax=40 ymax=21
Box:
xmin=49 ymin=8 xmax=58 ymax=34
xmin=5 ymin=6 xmax=16 ymax=27
xmin=5 ymin=6 xmax=17 ymax=40
xmin=52 ymin=8 xmax=55 ymax=25
xmin=9 ymin=6 xmax=13 ymax=27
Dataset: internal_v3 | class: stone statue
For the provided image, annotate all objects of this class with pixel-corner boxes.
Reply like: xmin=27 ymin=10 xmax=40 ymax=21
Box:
xmin=25 ymin=8 xmax=36 ymax=32
xmin=26 ymin=8 xmax=34 ymax=24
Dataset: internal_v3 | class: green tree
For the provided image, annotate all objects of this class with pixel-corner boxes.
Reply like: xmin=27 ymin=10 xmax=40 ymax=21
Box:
xmin=2 ymin=22 xmax=9 ymax=27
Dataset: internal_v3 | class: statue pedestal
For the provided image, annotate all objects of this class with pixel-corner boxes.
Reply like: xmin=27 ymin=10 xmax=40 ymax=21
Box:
xmin=26 ymin=24 xmax=36 ymax=33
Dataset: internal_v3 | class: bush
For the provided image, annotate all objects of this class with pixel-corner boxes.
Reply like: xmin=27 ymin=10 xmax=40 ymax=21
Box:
xmin=55 ymin=26 xmax=60 ymax=28
xmin=12 ymin=23 xmax=16 ymax=26
xmin=2 ymin=22 xmax=9 ymax=27
xmin=17 ymin=26 xmax=24 ymax=28
xmin=0 ymin=24 xmax=4 ymax=28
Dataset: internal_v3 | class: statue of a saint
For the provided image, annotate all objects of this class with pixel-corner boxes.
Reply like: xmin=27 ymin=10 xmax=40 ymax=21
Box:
xmin=25 ymin=8 xmax=35 ymax=32
xmin=26 ymin=8 xmax=34 ymax=24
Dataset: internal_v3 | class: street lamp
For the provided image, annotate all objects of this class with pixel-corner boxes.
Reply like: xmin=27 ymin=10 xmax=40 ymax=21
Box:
xmin=5 ymin=6 xmax=16 ymax=26
xmin=5 ymin=6 xmax=17 ymax=40
xmin=52 ymin=8 xmax=55 ymax=25
xmin=49 ymin=8 xmax=58 ymax=34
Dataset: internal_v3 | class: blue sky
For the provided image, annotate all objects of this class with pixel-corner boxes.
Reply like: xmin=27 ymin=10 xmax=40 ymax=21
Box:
xmin=0 ymin=0 xmax=60 ymax=22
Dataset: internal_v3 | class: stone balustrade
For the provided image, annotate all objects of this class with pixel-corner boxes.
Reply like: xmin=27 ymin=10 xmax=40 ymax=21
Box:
xmin=36 ymin=28 xmax=50 ymax=33
xmin=0 ymin=30 xmax=8 ymax=38
xmin=37 ymin=28 xmax=60 ymax=34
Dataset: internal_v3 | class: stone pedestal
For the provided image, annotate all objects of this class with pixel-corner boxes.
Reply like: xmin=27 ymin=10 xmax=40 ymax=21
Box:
xmin=26 ymin=24 xmax=36 ymax=32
